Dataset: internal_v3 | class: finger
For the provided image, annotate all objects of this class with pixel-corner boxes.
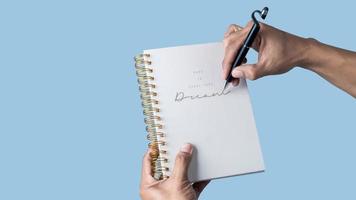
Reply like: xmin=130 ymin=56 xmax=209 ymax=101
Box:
xmin=171 ymin=143 xmax=193 ymax=182
xmin=141 ymin=148 xmax=156 ymax=185
xmin=232 ymin=78 xmax=240 ymax=87
xmin=224 ymin=24 xmax=243 ymax=38
xmin=193 ymin=180 xmax=211 ymax=197
xmin=232 ymin=63 xmax=263 ymax=81
xmin=224 ymin=24 xmax=238 ymax=38
xmin=231 ymin=56 xmax=247 ymax=87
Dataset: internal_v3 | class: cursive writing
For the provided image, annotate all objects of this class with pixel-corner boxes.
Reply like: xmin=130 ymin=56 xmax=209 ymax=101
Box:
xmin=174 ymin=89 xmax=231 ymax=102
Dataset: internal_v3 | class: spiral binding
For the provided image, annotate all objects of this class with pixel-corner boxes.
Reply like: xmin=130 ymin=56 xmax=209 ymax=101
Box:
xmin=134 ymin=53 xmax=169 ymax=180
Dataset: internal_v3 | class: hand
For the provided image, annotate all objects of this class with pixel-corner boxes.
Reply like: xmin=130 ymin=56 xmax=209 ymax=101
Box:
xmin=222 ymin=22 xmax=311 ymax=85
xmin=140 ymin=143 xmax=210 ymax=200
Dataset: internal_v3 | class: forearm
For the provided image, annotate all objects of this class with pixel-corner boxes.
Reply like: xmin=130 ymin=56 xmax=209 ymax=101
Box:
xmin=299 ymin=38 xmax=356 ymax=98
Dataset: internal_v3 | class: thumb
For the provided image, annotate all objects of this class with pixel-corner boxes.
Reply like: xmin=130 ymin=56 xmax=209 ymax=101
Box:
xmin=171 ymin=143 xmax=193 ymax=181
xmin=231 ymin=63 xmax=263 ymax=81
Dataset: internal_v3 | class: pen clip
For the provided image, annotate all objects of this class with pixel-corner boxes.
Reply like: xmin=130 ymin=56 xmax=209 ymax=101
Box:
xmin=252 ymin=7 xmax=269 ymax=27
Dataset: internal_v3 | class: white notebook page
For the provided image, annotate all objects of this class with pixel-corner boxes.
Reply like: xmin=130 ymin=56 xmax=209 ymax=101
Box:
xmin=144 ymin=42 xmax=264 ymax=182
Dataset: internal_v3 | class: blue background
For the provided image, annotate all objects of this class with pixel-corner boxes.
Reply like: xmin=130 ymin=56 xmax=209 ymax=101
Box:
xmin=0 ymin=0 xmax=355 ymax=199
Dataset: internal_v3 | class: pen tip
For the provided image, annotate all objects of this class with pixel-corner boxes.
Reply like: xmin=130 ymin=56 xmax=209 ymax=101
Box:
xmin=223 ymin=82 xmax=229 ymax=91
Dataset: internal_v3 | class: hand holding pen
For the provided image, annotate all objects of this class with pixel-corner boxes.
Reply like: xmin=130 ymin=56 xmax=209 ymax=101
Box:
xmin=223 ymin=7 xmax=269 ymax=89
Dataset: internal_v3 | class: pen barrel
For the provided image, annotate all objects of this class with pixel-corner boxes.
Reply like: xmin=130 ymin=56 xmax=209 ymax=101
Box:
xmin=232 ymin=45 xmax=249 ymax=68
xmin=226 ymin=24 xmax=260 ymax=83
xmin=244 ymin=24 xmax=260 ymax=48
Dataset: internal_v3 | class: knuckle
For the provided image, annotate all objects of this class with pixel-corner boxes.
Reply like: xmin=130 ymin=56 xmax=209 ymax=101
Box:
xmin=175 ymin=152 xmax=189 ymax=163
xmin=223 ymin=37 xmax=231 ymax=48
xmin=228 ymin=24 xmax=237 ymax=30
xmin=176 ymin=152 xmax=187 ymax=161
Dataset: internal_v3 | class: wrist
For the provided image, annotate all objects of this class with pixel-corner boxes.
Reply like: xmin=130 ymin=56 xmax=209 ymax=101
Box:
xmin=297 ymin=37 xmax=320 ymax=71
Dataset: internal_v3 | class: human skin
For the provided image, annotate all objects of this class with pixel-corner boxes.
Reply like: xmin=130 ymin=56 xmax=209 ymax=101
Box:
xmin=139 ymin=22 xmax=356 ymax=200
xmin=140 ymin=143 xmax=210 ymax=200
xmin=222 ymin=22 xmax=356 ymax=98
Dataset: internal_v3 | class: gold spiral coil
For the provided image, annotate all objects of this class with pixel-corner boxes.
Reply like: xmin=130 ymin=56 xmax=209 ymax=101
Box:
xmin=134 ymin=53 xmax=168 ymax=180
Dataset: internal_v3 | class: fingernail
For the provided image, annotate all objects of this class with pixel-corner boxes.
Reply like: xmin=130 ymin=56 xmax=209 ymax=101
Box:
xmin=232 ymin=70 xmax=244 ymax=78
xmin=180 ymin=143 xmax=193 ymax=154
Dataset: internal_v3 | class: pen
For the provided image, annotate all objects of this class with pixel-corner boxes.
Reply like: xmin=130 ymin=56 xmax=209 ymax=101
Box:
xmin=223 ymin=7 xmax=269 ymax=90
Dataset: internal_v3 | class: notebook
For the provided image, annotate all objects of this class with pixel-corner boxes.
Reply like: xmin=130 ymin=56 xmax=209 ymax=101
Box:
xmin=134 ymin=42 xmax=264 ymax=182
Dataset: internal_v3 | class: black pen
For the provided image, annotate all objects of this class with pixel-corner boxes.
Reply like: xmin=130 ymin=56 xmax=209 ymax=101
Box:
xmin=223 ymin=7 xmax=269 ymax=90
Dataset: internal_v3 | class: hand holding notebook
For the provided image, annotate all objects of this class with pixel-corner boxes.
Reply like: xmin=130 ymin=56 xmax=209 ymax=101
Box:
xmin=140 ymin=143 xmax=210 ymax=200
